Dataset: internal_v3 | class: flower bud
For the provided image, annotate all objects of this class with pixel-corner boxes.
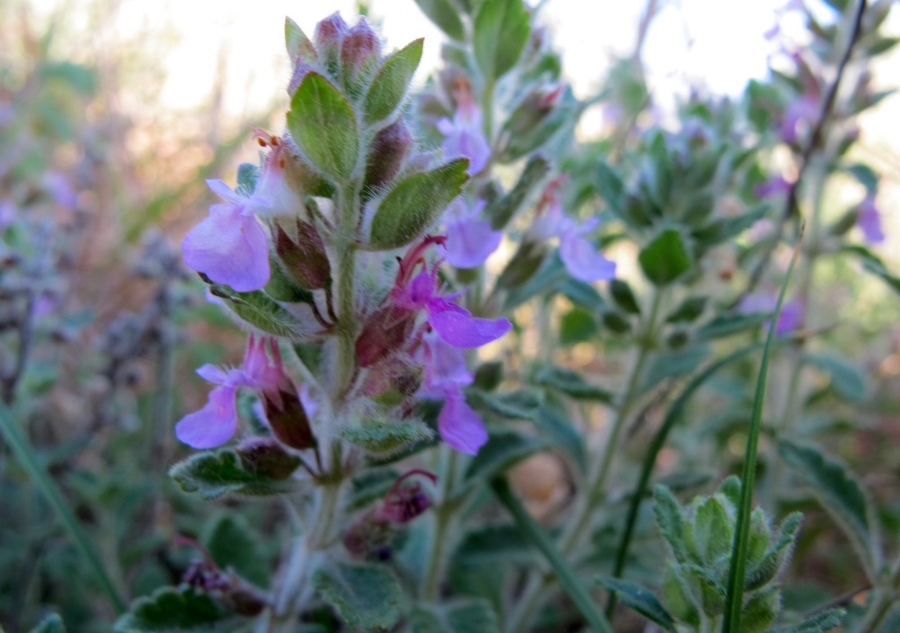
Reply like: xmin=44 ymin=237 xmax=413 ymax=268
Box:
xmin=183 ymin=559 xmax=268 ymax=616
xmin=363 ymin=119 xmax=413 ymax=193
xmin=380 ymin=479 xmax=431 ymax=524
xmin=235 ymin=436 xmax=301 ymax=480
xmin=504 ymin=83 xmax=564 ymax=138
xmin=341 ymin=19 xmax=381 ymax=95
xmin=355 ymin=305 xmax=416 ymax=367
xmin=341 ymin=510 xmax=396 ymax=559
xmin=363 ymin=358 xmax=423 ymax=407
xmin=274 ymin=219 xmax=331 ymax=290
xmin=314 ymin=13 xmax=349 ymax=76
xmin=262 ymin=386 xmax=316 ymax=450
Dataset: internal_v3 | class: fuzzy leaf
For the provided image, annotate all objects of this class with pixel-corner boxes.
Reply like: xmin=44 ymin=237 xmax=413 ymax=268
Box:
xmin=312 ymin=562 xmax=405 ymax=630
xmin=473 ymin=0 xmax=530 ymax=81
xmin=114 ymin=586 xmax=241 ymax=633
xmin=169 ymin=449 xmax=295 ymax=500
xmin=693 ymin=497 xmax=733 ymax=563
xmin=413 ymin=0 xmax=465 ymax=41
xmin=666 ymin=296 xmax=707 ymax=323
xmin=641 ymin=346 xmax=710 ymax=393
xmin=364 ymin=39 xmax=424 ymax=124
xmin=347 ymin=468 xmax=401 ymax=511
xmin=654 ymin=485 xmax=688 ymax=562
xmin=558 ymin=278 xmax=606 ymax=312
xmin=287 ymin=72 xmax=359 ymax=181
xmin=768 ymin=608 xmax=845 ymax=633
xmin=639 ymin=229 xmax=692 ymax=286
xmin=284 ymin=17 xmax=316 ymax=62
xmin=464 ymin=431 xmax=548 ymax=483
xmin=207 ymin=283 xmax=310 ymax=339
xmin=778 ymin=440 xmax=878 ymax=576
xmin=235 ymin=163 xmax=259 ymax=197
xmin=487 ymin=154 xmax=550 ymax=229
xmin=533 ymin=405 xmax=586 ymax=471
xmin=341 ymin=418 xmax=434 ymax=455
xmin=693 ymin=203 xmax=768 ymax=245
xmin=473 ymin=361 xmax=504 ymax=392
xmin=201 ymin=514 xmax=269 ymax=588
xmin=840 ymin=245 xmax=900 ymax=295
xmin=411 ymin=599 xmax=500 ymax=633
xmin=532 ymin=365 xmax=614 ymax=403
xmin=609 ymin=279 xmax=641 ymax=314
xmin=595 ymin=576 xmax=676 ymax=632
xmin=695 ymin=312 xmax=768 ymax=341
xmin=804 ymin=353 xmax=866 ymax=403
xmin=466 ymin=389 xmax=542 ymax=420
xmin=368 ymin=159 xmax=469 ymax=250
xmin=744 ymin=512 xmax=801 ymax=591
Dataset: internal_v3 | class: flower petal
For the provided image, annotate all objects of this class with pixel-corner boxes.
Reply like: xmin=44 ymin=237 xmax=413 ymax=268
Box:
xmin=175 ymin=386 xmax=238 ymax=449
xmin=206 ymin=179 xmax=243 ymax=204
xmin=438 ymin=388 xmax=488 ymax=455
xmin=559 ymin=232 xmax=616 ymax=282
xmin=423 ymin=329 xmax=473 ymax=392
xmin=427 ymin=300 xmax=512 ymax=348
xmin=444 ymin=217 xmax=502 ymax=268
xmin=196 ymin=364 xmax=229 ymax=385
xmin=858 ymin=196 xmax=885 ymax=244
xmin=182 ymin=204 xmax=271 ymax=291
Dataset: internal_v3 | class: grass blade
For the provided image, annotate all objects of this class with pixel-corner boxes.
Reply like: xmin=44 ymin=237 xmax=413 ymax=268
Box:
xmin=722 ymin=229 xmax=804 ymax=633
xmin=491 ymin=477 xmax=613 ymax=633
xmin=0 ymin=401 xmax=127 ymax=613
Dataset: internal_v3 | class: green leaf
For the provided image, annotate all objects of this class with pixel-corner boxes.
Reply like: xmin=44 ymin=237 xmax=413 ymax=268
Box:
xmin=466 ymin=389 xmax=543 ymax=420
xmin=778 ymin=440 xmax=879 ymax=577
xmin=768 ymin=608 xmax=845 ymax=632
xmin=202 ymin=514 xmax=269 ymax=588
xmin=287 ymin=72 xmax=359 ymax=181
xmin=695 ymin=312 xmax=768 ymax=341
xmin=207 ymin=283 xmax=311 ymax=339
xmin=501 ymin=249 xmax=565 ymax=309
xmin=169 ymin=449 xmax=295 ymax=500
xmin=666 ymin=296 xmax=707 ymax=323
xmin=595 ymin=576 xmax=676 ymax=632
xmin=368 ymin=159 xmax=469 ymax=250
xmin=840 ymin=245 xmax=900 ymax=295
xmin=413 ymin=0 xmax=465 ymax=41
xmin=744 ymin=512 xmax=801 ymax=591
xmin=114 ymin=586 xmax=241 ymax=633
xmin=804 ymin=353 xmax=866 ymax=403
xmin=473 ymin=361 xmax=504 ymax=391
xmin=638 ymin=229 xmax=692 ymax=286
xmin=844 ymin=164 xmax=878 ymax=194
xmin=411 ymin=599 xmax=500 ymax=633
xmin=235 ymin=163 xmax=259 ymax=196
xmin=340 ymin=418 xmax=434 ymax=455
xmin=722 ymin=233 xmax=801 ymax=633
xmin=693 ymin=203 xmax=768 ymax=246
xmin=464 ymin=431 xmax=549 ymax=483
xmin=487 ymin=154 xmax=550 ymax=230
xmin=312 ymin=562 xmax=405 ymax=630
xmin=473 ymin=0 xmax=530 ymax=82
xmin=532 ymin=365 xmax=614 ymax=403
xmin=28 ymin=614 xmax=66 ymax=633
xmin=609 ymin=279 xmax=641 ymax=314
xmin=601 ymin=310 xmax=632 ymax=334
xmin=560 ymin=306 xmax=598 ymax=344
xmin=740 ymin=586 xmax=779 ymax=633
xmin=654 ymin=485 xmax=688 ymax=562
xmin=454 ymin=524 xmax=534 ymax=567
xmin=347 ymin=468 xmax=400 ymax=510
xmin=364 ymin=39 xmax=424 ymax=124
xmin=641 ymin=346 xmax=710 ymax=393
xmin=558 ymin=278 xmax=606 ymax=312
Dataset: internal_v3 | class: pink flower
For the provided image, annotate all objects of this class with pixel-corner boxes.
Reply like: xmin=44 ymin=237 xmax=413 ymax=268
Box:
xmin=420 ymin=330 xmax=487 ymax=455
xmin=437 ymin=81 xmax=491 ymax=175
xmin=857 ymin=194 xmax=885 ymax=245
xmin=182 ymin=179 xmax=270 ymax=292
xmin=175 ymin=336 xmax=296 ymax=449
xmin=530 ymin=179 xmax=616 ymax=283
xmin=442 ymin=199 xmax=502 ymax=269
xmin=247 ymin=132 xmax=305 ymax=218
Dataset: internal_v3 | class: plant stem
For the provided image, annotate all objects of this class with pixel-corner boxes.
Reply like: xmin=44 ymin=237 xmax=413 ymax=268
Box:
xmin=334 ymin=183 xmax=360 ymax=402
xmin=422 ymin=445 xmax=458 ymax=601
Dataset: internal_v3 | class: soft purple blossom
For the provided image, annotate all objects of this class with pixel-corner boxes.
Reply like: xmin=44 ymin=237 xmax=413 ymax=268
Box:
xmin=421 ymin=331 xmax=487 ymax=455
xmin=738 ymin=292 xmax=803 ymax=336
xmin=780 ymin=95 xmax=818 ymax=144
xmin=247 ymin=132 xmax=305 ymax=217
xmin=754 ymin=175 xmax=792 ymax=199
xmin=0 ymin=199 xmax=17 ymax=229
xmin=44 ymin=172 xmax=77 ymax=209
xmin=442 ymin=199 xmax=502 ymax=268
xmin=857 ymin=194 xmax=885 ymax=244
xmin=175 ymin=336 xmax=292 ymax=449
xmin=182 ymin=179 xmax=270 ymax=292
xmin=530 ymin=180 xmax=616 ymax=283
xmin=436 ymin=87 xmax=491 ymax=175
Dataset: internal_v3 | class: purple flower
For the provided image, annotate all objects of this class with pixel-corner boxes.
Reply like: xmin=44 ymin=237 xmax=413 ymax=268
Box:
xmin=182 ymin=179 xmax=270 ymax=292
xmin=436 ymin=83 xmax=491 ymax=175
xmin=421 ymin=331 xmax=487 ymax=455
xmin=780 ymin=95 xmax=818 ymax=144
xmin=247 ymin=132 xmax=305 ymax=218
xmin=175 ymin=336 xmax=294 ymax=449
xmin=857 ymin=194 xmax=885 ymax=244
xmin=754 ymin=175 xmax=792 ymax=199
xmin=738 ymin=292 xmax=803 ymax=336
xmin=442 ymin=199 xmax=502 ymax=268
xmin=530 ymin=179 xmax=616 ymax=283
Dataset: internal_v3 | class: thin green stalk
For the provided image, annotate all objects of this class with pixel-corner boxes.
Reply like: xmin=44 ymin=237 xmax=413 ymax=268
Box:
xmin=334 ymin=183 xmax=360 ymax=401
xmin=722 ymin=229 xmax=804 ymax=633
xmin=491 ymin=477 xmax=614 ymax=633
xmin=422 ymin=446 xmax=458 ymax=601
xmin=606 ymin=340 xmax=776 ymax=618
xmin=0 ymin=401 xmax=126 ymax=613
